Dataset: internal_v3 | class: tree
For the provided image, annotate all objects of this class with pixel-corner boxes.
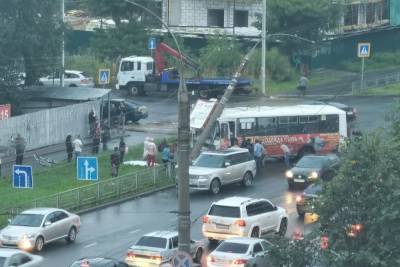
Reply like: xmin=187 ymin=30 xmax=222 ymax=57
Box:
xmin=0 ymin=0 xmax=63 ymax=86
xmin=79 ymin=0 xmax=161 ymax=27
xmin=255 ymin=0 xmax=342 ymax=42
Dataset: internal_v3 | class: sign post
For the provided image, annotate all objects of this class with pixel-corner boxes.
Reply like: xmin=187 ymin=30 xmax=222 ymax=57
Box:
xmin=357 ymin=43 xmax=371 ymax=92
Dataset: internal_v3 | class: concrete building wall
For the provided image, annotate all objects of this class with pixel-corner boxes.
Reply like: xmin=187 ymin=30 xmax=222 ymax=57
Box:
xmin=0 ymin=101 xmax=100 ymax=152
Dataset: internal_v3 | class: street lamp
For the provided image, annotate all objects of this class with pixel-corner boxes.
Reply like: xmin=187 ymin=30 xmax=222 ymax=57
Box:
xmin=124 ymin=0 xmax=191 ymax=254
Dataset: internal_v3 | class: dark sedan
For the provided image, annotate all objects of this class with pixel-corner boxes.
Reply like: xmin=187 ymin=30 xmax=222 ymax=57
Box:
xmin=296 ymin=183 xmax=322 ymax=217
xmin=285 ymin=154 xmax=340 ymax=189
xmin=102 ymin=99 xmax=148 ymax=124
xmin=70 ymin=257 xmax=128 ymax=267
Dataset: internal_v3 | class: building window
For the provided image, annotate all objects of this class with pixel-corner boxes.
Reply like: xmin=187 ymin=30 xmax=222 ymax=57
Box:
xmin=344 ymin=4 xmax=359 ymax=26
xmin=208 ymin=9 xmax=224 ymax=27
xmin=234 ymin=10 xmax=248 ymax=27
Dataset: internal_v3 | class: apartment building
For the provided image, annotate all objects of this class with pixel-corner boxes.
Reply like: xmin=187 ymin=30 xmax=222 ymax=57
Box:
xmin=161 ymin=0 xmax=262 ymax=37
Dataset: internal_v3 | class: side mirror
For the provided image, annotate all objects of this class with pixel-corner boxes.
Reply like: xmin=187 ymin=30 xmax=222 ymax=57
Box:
xmin=44 ymin=221 xmax=52 ymax=227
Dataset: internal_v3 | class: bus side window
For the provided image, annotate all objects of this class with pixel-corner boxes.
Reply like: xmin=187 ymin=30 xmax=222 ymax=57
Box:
xmin=257 ymin=117 xmax=277 ymax=135
xmin=221 ymin=123 xmax=229 ymax=140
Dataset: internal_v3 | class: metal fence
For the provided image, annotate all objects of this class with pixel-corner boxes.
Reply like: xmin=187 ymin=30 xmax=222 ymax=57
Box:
xmin=352 ymin=72 xmax=400 ymax=95
xmin=0 ymin=166 xmax=174 ymax=226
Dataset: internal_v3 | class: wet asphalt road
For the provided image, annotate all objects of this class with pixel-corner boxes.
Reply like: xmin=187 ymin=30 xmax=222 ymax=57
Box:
xmin=29 ymin=95 xmax=400 ymax=266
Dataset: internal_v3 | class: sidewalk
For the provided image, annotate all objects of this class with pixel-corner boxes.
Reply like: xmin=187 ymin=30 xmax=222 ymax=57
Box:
xmin=0 ymin=129 xmax=173 ymax=178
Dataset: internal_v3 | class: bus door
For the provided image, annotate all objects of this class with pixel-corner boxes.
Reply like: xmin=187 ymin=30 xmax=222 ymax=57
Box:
xmin=220 ymin=122 xmax=230 ymax=149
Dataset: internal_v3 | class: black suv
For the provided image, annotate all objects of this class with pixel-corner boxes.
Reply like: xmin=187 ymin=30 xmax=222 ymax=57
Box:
xmin=101 ymin=99 xmax=148 ymax=124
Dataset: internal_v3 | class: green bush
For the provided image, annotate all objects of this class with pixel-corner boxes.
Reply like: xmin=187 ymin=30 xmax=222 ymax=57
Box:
xmin=337 ymin=51 xmax=400 ymax=72
xmin=248 ymin=48 xmax=293 ymax=82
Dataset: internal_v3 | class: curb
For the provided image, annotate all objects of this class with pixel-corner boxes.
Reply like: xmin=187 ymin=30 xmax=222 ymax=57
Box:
xmin=77 ymin=184 xmax=175 ymax=215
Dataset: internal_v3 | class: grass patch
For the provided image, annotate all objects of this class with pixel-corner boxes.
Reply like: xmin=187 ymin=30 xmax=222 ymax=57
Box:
xmin=360 ymin=84 xmax=400 ymax=96
xmin=336 ymin=52 xmax=400 ymax=73
xmin=0 ymin=139 xmax=173 ymax=211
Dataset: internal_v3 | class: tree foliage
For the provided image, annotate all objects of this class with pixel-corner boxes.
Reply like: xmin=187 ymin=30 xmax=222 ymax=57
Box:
xmin=255 ymin=0 xmax=342 ymax=42
xmin=0 ymin=0 xmax=63 ymax=86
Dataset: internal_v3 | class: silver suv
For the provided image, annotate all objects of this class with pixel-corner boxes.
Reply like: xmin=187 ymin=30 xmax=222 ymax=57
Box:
xmin=188 ymin=148 xmax=256 ymax=194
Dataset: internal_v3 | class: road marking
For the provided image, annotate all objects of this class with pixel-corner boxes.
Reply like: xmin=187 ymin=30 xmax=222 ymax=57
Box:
xmin=84 ymin=242 xmax=97 ymax=248
xmin=130 ymin=229 xmax=141 ymax=234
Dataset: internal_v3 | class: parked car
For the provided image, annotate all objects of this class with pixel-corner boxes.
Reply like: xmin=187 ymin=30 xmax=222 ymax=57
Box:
xmin=101 ymin=99 xmax=148 ymax=124
xmin=207 ymin=237 xmax=272 ymax=267
xmin=70 ymin=258 xmax=128 ymax=267
xmin=296 ymin=183 xmax=322 ymax=217
xmin=125 ymin=231 xmax=205 ymax=266
xmin=0 ymin=248 xmax=43 ymax=267
xmin=328 ymin=102 xmax=357 ymax=122
xmin=38 ymin=70 xmax=94 ymax=87
xmin=202 ymin=196 xmax=288 ymax=243
xmin=0 ymin=208 xmax=81 ymax=252
xmin=186 ymin=148 xmax=256 ymax=195
xmin=285 ymin=154 xmax=340 ymax=189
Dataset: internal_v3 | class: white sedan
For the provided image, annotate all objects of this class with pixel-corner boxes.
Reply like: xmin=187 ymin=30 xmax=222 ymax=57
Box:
xmin=39 ymin=70 xmax=94 ymax=87
xmin=0 ymin=248 xmax=43 ymax=267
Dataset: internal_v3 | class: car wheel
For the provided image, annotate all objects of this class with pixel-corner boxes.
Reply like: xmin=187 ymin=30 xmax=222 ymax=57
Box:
xmin=251 ymin=227 xmax=260 ymax=238
xmin=130 ymin=85 xmax=143 ymax=96
xmin=242 ymin=171 xmax=253 ymax=187
xmin=278 ymin=218 xmax=288 ymax=236
xmin=66 ymin=227 xmax=77 ymax=243
xmin=69 ymin=84 xmax=77 ymax=87
xmin=194 ymin=248 xmax=203 ymax=263
xmin=210 ymin=179 xmax=221 ymax=195
xmin=35 ymin=236 xmax=44 ymax=252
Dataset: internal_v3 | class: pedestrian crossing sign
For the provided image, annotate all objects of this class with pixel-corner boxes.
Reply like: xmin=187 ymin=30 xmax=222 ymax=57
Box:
xmin=98 ymin=69 xmax=110 ymax=85
xmin=358 ymin=43 xmax=371 ymax=58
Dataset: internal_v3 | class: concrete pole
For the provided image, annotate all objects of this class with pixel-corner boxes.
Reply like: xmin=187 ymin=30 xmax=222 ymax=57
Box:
xmin=123 ymin=0 xmax=191 ymax=254
xmin=61 ymin=0 xmax=65 ymax=87
xmin=261 ymin=0 xmax=267 ymax=96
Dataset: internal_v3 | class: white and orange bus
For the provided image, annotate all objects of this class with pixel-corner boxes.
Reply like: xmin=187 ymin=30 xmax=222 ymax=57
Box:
xmin=199 ymin=104 xmax=347 ymax=158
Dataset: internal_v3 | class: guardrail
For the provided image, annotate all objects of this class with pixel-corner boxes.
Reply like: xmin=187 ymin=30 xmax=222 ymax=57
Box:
xmin=0 ymin=165 xmax=175 ymax=226
xmin=352 ymin=72 xmax=400 ymax=94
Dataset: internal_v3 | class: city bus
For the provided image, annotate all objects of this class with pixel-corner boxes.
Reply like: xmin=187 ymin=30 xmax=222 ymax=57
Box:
xmin=197 ymin=104 xmax=347 ymax=158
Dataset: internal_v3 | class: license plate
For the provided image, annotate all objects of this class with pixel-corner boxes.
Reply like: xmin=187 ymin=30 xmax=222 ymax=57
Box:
xmin=216 ymin=224 xmax=229 ymax=230
xmin=189 ymin=180 xmax=198 ymax=185
xmin=294 ymin=179 xmax=305 ymax=183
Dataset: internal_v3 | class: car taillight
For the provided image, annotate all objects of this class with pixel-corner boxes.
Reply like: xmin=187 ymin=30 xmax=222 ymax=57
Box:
xmin=81 ymin=78 xmax=88 ymax=84
xmin=296 ymin=195 xmax=303 ymax=203
xmin=151 ymin=255 xmax=162 ymax=263
xmin=235 ymin=219 xmax=246 ymax=227
xmin=126 ymin=251 xmax=135 ymax=259
xmin=203 ymin=215 xmax=210 ymax=223
xmin=80 ymin=260 xmax=90 ymax=267
xmin=232 ymin=259 xmax=248 ymax=265
xmin=207 ymin=255 xmax=215 ymax=263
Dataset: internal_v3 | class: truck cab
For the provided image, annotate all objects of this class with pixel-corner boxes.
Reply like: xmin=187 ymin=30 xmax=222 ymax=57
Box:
xmin=116 ymin=56 xmax=155 ymax=94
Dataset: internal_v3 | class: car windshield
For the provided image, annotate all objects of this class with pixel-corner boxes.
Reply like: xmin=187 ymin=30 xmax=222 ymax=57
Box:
xmin=304 ymin=184 xmax=322 ymax=195
xmin=135 ymin=236 xmax=167 ymax=249
xmin=208 ymin=205 xmax=241 ymax=218
xmin=297 ymin=157 xmax=325 ymax=168
xmin=10 ymin=214 xmax=44 ymax=227
xmin=216 ymin=242 xmax=249 ymax=254
xmin=0 ymin=257 xmax=6 ymax=266
xmin=193 ymin=154 xmax=225 ymax=168
xmin=80 ymin=72 xmax=91 ymax=78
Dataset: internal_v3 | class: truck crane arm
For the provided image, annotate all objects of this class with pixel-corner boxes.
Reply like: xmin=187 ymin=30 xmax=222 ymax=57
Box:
xmin=155 ymin=42 xmax=199 ymax=74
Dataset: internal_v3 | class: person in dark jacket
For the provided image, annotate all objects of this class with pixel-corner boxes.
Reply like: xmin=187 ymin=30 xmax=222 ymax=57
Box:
xmin=65 ymin=135 xmax=73 ymax=162
xmin=89 ymin=109 xmax=96 ymax=136
xmin=110 ymin=147 xmax=120 ymax=177
xmin=92 ymin=128 xmax=101 ymax=154
xmin=15 ymin=134 xmax=26 ymax=165
xmin=119 ymin=137 xmax=126 ymax=164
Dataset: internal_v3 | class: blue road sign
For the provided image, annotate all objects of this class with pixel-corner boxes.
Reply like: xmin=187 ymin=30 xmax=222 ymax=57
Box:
xmin=172 ymin=251 xmax=193 ymax=267
xmin=13 ymin=165 xmax=33 ymax=189
xmin=98 ymin=69 xmax=110 ymax=85
xmin=77 ymin=157 xmax=98 ymax=181
xmin=148 ymin=37 xmax=157 ymax=50
xmin=358 ymin=43 xmax=371 ymax=58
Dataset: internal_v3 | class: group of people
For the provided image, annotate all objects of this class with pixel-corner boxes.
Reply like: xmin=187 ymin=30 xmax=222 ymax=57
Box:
xmin=142 ymin=137 xmax=176 ymax=170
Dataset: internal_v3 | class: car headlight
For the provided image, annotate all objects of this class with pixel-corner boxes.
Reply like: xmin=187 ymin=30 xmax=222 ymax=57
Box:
xmin=198 ymin=175 xmax=209 ymax=180
xmin=285 ymin=170 xmax=294 ymax=178
xmin=309 ymin=171 xmax=318 ymax=179
xmin=138 ymin=106 xmax=147 ymax=113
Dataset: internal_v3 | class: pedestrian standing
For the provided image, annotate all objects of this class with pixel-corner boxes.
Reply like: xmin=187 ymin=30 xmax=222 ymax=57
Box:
xmin=89 ymin=109 xmax=96 ymax=136
xmin=14 ymin=134 xmax=26 ymax=165
xmin=254 ymin=139 xmax=265 ymax=172
xmin=110 ymin=147 xmax=120 ymax=177
xmin=297 ymin=75 xmax=309 ymax=97
xmin=73 ymin=135 xmax=83 ymax=160
xmin=161 ymin=143 xmax=170 ymax=168
xmin=246 ymin=139 xmax=254 ymax=157
xmin=92 ymin=129 xmax=100 ymax=154
xmin=65 ymin=135 xmax=73 ymax=163
xmin=119 ymin=137 xmax=126 ymax=164
xmin=146 ymin=138 xmax=157 ymax=167
xmin=280 ymin=144 xmax=291 ymax=169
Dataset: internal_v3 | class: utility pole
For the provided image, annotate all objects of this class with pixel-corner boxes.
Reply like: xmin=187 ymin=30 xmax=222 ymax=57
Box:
xmin=261 ymin=0 xmax=267 ymax=96
xmin=60 ymin=0 xmax=65 ymax=87
xmin=191 ymin=41 xmax=260 ymax=159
